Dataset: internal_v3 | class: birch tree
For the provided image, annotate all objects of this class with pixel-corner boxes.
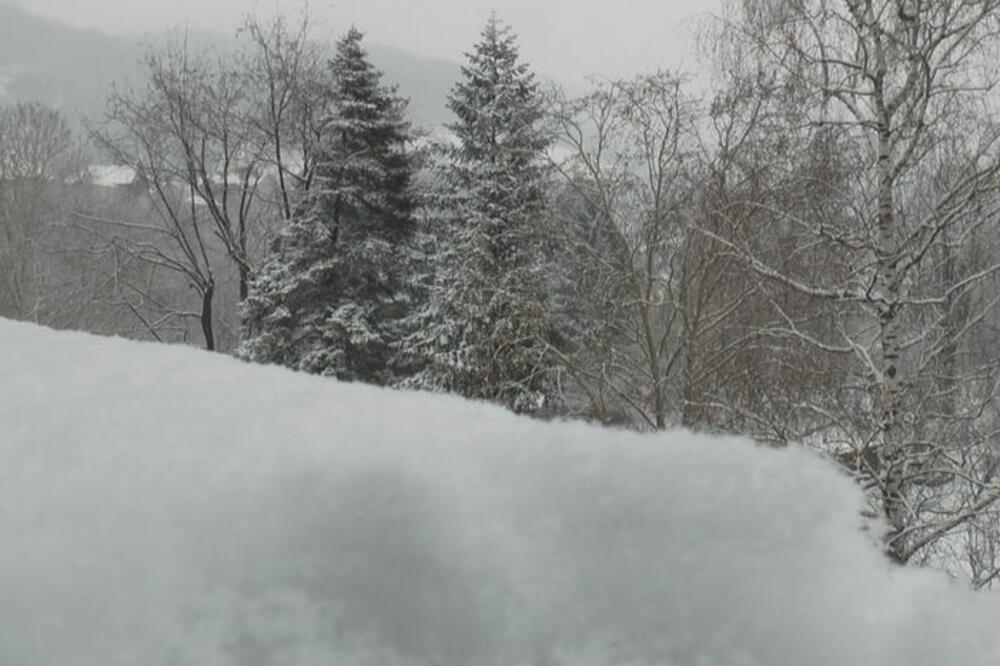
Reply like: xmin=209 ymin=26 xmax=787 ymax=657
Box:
xmin=710 ymin=0 xmax=1000 ymax=568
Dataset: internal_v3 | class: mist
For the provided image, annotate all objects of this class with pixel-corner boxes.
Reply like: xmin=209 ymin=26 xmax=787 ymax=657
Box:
xmin=9 ymin=0 xmax=716 ymax=82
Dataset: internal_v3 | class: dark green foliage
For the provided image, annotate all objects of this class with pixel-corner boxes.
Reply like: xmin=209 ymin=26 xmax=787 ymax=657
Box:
xmin=241 ymin=28 xmax=417 ymax=384
xmin=409 ymin=16 xmax=557 ymax=415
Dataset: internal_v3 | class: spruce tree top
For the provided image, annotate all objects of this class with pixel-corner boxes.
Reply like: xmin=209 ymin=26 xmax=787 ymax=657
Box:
xmin=329 ymin=27 xmax=405 ymax=138
xmin=317 ymin=26 xmax=415 ymax=234
xmin=447 ymin=15 xmax=548 ymax=169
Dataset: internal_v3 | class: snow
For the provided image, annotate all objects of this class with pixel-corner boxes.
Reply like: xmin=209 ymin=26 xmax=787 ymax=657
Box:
xmin=88 ymin=164 xmax=135 ymax=187
xmin=1 ymin=318 xmax=1000 ymax=666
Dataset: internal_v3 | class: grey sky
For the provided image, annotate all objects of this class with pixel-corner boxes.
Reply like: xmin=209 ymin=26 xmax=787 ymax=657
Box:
xmin=14 ymin=0 xmax=719 ymax=82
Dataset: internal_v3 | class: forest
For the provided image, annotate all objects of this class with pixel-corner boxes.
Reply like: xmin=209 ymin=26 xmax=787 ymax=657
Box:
xmin=5 ymin=0 xmax=1000 ymax=588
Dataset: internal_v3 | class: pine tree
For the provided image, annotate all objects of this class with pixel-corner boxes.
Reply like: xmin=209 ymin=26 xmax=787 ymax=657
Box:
xmin=240 ymin=28 xmax=417 ymax=384
xmin=410 ymin=16 xmax=556 ymax=414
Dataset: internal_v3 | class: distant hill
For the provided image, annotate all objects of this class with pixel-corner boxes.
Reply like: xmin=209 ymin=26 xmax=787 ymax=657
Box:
xmin=0 ymin=1 xmax=460 ymax=128
xmin=367 ymin=45 xmax=460 ymax=130
xmin=0 ymin=2 xmax=142 ymax=124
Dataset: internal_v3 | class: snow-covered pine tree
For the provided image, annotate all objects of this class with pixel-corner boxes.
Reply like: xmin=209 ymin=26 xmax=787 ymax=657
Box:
xmin=240 ymin=27 xmax=417 ymax=384
xmin=409 ymin=15 xmax=556 ymax=414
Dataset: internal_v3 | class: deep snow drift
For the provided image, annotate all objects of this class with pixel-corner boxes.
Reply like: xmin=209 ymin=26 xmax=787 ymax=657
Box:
xmin=2 ymin=319 xmax=1000 ymax=665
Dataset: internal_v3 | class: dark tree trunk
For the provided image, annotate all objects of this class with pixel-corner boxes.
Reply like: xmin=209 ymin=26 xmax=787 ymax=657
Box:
xmin=201 ymin=283 xmax=216 ymax=351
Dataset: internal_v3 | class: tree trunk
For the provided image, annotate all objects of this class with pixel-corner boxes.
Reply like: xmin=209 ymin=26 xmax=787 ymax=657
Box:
xmin=200 ymin=282 xmax=216 ymax=352
xmin=681 ymin=320 xmax=701 ymax=430
xmin=274 ymin=127 xmax=292 ymax=221
xmin=638 ymin=299 xmax=667 ymax=430
xmin=875 ymin=122 xmax=907 ymax=563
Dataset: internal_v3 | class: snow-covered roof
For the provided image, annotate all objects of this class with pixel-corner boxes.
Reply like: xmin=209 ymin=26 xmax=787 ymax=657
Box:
xmin=1 ymin=318 xmax=999 ymax=665
xmin=88 ymin=164 xmax=136 ymax=187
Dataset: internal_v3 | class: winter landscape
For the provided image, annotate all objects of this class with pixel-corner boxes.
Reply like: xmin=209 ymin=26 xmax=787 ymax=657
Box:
xmin=5 ymin=0 xmax=1000 ymax=663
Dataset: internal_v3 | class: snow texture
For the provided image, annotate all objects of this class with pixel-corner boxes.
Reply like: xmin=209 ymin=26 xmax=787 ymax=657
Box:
xmin=1 ymin=318 xmax=999 ymax=665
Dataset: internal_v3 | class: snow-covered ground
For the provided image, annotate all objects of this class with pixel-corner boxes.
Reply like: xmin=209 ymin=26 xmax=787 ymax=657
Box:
xmin=2 ymin=318 xmax=1000 ymax=665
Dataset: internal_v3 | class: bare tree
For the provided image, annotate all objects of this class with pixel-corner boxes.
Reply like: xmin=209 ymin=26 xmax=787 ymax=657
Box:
xmin=0 ymin=103 xmax=89 ymax=321
xmin=86 ymin=28 xmax=318 ymax=349
xmin=706 ymin=0 xmax=1000 ymax=569
xmin=89 ymin=37 xmax=242 ymax=350
xmin=547 ymin=73 xmax=752 ymax=430
xmin=80 ymin=13 xmax=338 ymax=350
xmin=238 ymin=10 xmax=331 ymax=221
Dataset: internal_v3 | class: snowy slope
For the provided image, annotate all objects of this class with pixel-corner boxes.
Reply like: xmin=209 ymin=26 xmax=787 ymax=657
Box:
xmin=1 ymin=318 xmax=999 ymax=666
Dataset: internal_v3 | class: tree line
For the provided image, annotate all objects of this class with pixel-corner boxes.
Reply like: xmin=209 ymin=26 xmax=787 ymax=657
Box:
xmin=5 ymin=1 xmax=1000 ymax=583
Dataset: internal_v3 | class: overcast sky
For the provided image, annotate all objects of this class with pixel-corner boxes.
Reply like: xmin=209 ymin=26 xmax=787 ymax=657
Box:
xmin=14 ymin=0 xmax=719 ymax=82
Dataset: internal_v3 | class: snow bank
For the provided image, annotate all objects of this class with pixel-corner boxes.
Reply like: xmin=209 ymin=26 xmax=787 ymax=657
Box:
xmin=1 ymin=319 xmax=998 ymax=666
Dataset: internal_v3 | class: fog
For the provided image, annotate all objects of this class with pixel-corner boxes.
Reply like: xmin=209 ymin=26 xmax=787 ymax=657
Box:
xmin=10 ymin=0 xmax=717 ymax=81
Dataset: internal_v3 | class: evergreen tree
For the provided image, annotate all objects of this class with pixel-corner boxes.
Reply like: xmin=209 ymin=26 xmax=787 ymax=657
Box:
xmin=240 ymin=28 xmax=417 ymax=383
xmin=410 ymin=16 xmax=556 ymax=414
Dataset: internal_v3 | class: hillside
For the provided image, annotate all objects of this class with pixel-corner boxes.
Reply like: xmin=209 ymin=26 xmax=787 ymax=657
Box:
xmin=2 ymin=317 xmax=1000 ymax=665
xmin=0 ymin=1 xmax=459 ymax=127
xmin=0 ymin=1 xmax=141 ymax=121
